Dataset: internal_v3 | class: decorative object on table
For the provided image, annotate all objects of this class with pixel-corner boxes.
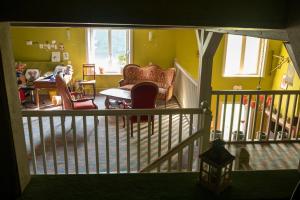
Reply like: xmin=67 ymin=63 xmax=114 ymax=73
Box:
xmin=276 ymin=131 xmax=289 ymax=140
xmin=242 ymin=95 xmax=272 ymax=110
xmin=51 ymin=51 xmax=61 ymax=62
xmin=199 ymin=139 xmax=235 ymax=194
xmin=257 ymin=131 xmax=267 ymax=140
xmin=210 ymin=130 xmax=222 ymax=140
xmin=232 ymin=130 xmax=244 ymax=141
xmin=24 ymin=69 xmax=40 ymax=82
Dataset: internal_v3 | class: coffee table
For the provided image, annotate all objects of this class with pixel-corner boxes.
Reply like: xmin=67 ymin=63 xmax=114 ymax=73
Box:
xmin=99 ymin=88 xmax=131 ymax=109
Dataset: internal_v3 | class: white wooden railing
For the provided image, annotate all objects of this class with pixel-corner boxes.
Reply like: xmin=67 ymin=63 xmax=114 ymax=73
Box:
xmin=141 ymin=110 xmax=211 ymax=173
xmin=211 ymin=90 xmax=300 ymax=143
xmin=22 ymin=108 xmax=205 ymax=174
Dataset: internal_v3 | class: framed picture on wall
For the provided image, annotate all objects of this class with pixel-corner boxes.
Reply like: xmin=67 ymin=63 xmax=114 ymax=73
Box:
xmin=51 ymin=51 xmax=61 ymax=62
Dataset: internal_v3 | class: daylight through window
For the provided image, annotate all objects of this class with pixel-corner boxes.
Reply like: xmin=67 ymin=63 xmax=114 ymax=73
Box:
xmin=223 ymin=34 xmax=268 ymax=77
xmin=87 ymin=28 xmax=132 ymax=74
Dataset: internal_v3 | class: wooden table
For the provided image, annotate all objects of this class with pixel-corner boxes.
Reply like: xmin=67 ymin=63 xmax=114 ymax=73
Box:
xmin=99 ymin=88 xmax=131 ymax=109
xmin=33 ymin=78 xmax=57 ymax=108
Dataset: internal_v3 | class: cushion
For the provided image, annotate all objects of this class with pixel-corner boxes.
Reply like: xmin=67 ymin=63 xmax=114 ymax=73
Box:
xmin=73 ymin=100 xmax=98 ymax=109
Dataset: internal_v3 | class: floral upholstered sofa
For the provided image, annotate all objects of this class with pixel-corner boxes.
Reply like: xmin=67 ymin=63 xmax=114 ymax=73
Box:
xmin=119 ymin=64 xmax=176 ymax=105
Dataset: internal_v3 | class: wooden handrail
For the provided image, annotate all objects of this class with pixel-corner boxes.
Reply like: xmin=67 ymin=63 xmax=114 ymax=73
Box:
xmin=212 ymin=90 xmax=300 ymax=95
xmin=140 ymin=128 xmax=204 ymax=172
xmin=22 ymin=108 xmax=203 ymax=117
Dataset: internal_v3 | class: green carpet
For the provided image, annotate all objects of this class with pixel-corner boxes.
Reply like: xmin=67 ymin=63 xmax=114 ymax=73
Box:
xmin=19 ymin=170 xmax=300 ymax=200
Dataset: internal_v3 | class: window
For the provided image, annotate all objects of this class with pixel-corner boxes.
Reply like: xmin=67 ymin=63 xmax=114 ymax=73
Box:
xmin=223 ymin=34 xmax=268 ymax=77
xmin=87 ymin=28 xmax=132 ymax=74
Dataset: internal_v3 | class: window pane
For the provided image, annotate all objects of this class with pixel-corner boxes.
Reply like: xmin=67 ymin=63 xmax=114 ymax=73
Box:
xmin=224 ymin=35 xmax=243 ymax=76
xmin=111 ymin=30 xmax=127 ymax=73
xmin=93 ymin=29 xmax=109 ymax=68
xmin=243 ymin=36 xmax=260 ymax=74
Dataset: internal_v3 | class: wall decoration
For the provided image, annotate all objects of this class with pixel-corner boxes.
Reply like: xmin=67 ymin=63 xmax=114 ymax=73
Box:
xmin=63 ymin=52 xmax=69 ymax=60
xmin=280 ymin=74 xmax=288 ymax=89
xmin=24 ymin=69 xmax=40 ymax=81
xmin=51 ymin=52 xmax=61 ymax=62
xmin=286 ymin=63 xmax=295 ymax=86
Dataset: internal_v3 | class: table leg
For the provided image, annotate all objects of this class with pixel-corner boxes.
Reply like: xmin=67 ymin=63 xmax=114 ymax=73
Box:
xmin=92 ymin=83 xmax=96 ymax=99
xmin=105 ymin=96 xmax=110 ymax=109
xmin=35 ymin=88 xmax=40 ymax=108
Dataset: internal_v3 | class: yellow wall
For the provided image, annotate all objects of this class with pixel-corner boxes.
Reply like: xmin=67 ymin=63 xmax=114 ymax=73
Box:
xmin=174 ymin=29 xmax=283 ymax=90
xmin=133 ymin=29 xmax=175 ymax=68
xmin=271 ymin=44 xmax=300 ymax=117
xmin=174 ymin=29 xmax=199 ymax=79
xmin=11 ymin=27 xmax=176 ymax=91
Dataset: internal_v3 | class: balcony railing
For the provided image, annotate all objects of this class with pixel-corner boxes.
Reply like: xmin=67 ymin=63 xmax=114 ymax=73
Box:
xmin=22 ymin=108 xmax=205 ymax=174
xmin=211 ymin=90 xmax=300 ymax=143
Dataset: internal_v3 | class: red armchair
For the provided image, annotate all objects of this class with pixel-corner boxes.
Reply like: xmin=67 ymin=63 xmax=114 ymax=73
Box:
xmin=122 ymin=82 xmax=159 ymax=137
xmin=56 ymin=74 xmax=98 ymax=110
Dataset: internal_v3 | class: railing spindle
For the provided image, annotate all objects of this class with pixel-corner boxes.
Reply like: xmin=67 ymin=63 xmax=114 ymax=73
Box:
xmin=27 ymin=116 xmax=37 ymax=174
xmin=147 ymin=115 xmax=151 ymax=165
xmin=105 ymin=116 xmax=110 ymax=173
xmin=221 ymin=95 xmax=227 ymax=140
xmin=168 ymin=114 xmax=172 ymax=172
xmin=290 ymin=94 xmax=298 ymax=139
xmin=49 ymin=116 xmax=58 ymax=174
xmin=83 ymin=116 xmax=89 ymax=174
xmin=267 ymin=94 xmax=275 ymax=141
xmin=60 ymin=116 xmax=68 ymax=174
xmin=282 ymin=94 xmax=290 ymax=140
xmin=71 ymin=116 xmax=78 ymax=174
xmin=38 ymin=116 xmax=47 ymax=174
xmin=115 ymin=115 xmax=120 ymax=173
xmin=259 ymin=95 xmax=267 ymax=141
xmin=137 ymin=115 xmax=141 ymax=171
xmin=237 ymin=95 xmax=243 ymax=139
xmin=244 ymin=95 xmax=252 ymax=141
xmin=188 ymin=114 xmax=194 ymax=171
xmin=126 ymin=115 xmax=130 ymax=172
xmin=214 ymin=94 xmax=220 ymax=138
xmin=158 ymin=114 xmax=162 ymax=172
xmin=178 ymin=113 xmax=183 ymax=172
xmin=296 ymin=112 xmax=300 ymax=140
xmin=229 ymin=95 xmax=236 ymax=142
xmin=94 ymin=115 xmax=99 ymax=174
xmin=274 ymin=94 xmax=283 ymax=141
xmin=252 ymin=95 xmax=259 ymax=141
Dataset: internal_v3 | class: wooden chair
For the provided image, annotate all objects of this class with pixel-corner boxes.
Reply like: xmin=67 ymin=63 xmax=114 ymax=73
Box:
xmin=122 ymin=82 xmax=158 ymax=137
xmin=79 ymin=64 xmax=96 ymax=99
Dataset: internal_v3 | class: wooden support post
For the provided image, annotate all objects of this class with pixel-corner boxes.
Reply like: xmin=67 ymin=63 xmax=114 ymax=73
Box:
xmin=0 ymin=23 xmax=30 ymax=197
xmin=196 ymin=29 xmax=223 ymax=152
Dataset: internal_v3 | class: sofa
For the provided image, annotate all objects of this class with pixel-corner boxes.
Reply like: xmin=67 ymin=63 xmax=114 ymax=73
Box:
xmin=119 ymin=64 xmax=176 ymax=105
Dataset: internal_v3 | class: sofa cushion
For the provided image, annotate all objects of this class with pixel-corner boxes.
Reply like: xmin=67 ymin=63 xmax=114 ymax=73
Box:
xmin=120 ymin=83 xmax=167 ymax=100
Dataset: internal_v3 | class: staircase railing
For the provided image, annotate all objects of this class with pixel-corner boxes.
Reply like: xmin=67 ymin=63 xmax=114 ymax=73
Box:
xmin=140 ymin=111 xmax=212 ymax=173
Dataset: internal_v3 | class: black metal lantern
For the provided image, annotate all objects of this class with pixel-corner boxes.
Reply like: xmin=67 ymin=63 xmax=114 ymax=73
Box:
xmin=199 ymin=139 xmax=235 ymax=194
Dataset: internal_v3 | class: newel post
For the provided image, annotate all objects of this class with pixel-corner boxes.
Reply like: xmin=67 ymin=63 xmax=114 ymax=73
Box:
xmin=196 ymin=29 xmax=223 ymax=152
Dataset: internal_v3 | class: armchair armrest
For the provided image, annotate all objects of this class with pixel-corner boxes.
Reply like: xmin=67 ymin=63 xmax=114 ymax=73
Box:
xmin=165 ymin=85 xmax=174 ymax=102
xmin=119 ymin=79 xmax=126 ymax=87
xmin=72 ymin=98 xmax=94 ymax=102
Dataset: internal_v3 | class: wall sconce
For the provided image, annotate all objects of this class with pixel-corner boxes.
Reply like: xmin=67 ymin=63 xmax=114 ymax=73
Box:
xmin=148 ymin=31 xmax=153 ymax=42
xmin=66 ymin=28 xmax=71 ymax=40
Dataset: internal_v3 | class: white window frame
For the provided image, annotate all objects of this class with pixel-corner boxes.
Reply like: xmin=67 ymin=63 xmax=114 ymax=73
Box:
xmin=86 ymin=28 xmax=133 ymax=75
xmin=223 ymin=34 xmax=268 ymax=78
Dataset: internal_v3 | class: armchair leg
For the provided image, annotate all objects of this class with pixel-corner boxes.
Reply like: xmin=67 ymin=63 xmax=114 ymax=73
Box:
xmin=123 ymin=116 xmax=125 ymax=128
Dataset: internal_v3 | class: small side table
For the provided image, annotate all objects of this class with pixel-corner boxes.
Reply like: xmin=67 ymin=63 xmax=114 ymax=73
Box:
xmin=79 ymin=80 xmax=96 ymax=99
